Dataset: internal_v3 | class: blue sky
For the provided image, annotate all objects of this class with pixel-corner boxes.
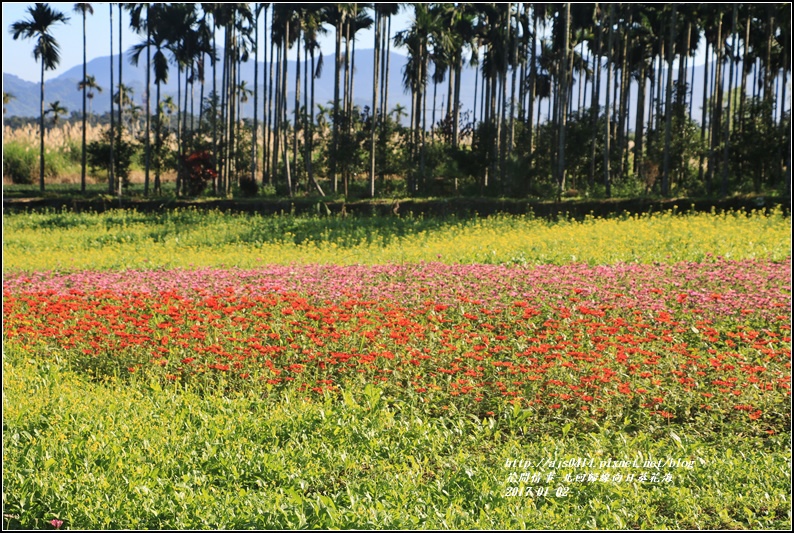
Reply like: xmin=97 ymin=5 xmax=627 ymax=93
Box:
xmin=3 ymin=3 xmax=414 ymax=84
xmin=3 ymin=3 xmax=723 ymax=87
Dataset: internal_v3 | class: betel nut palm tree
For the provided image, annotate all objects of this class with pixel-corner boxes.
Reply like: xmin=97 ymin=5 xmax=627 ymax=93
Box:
xmin=10 ymin=3 xmax=70 ymax=193
xmin=74 ymin=2 xmax=93 ymax=194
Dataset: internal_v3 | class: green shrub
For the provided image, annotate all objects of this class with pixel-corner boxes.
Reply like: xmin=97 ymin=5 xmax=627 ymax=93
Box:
xmin=86 ymin=129 xmax=137 ymax=188
xmin=3 ymin=142 xmax=37 ymax=184
xmin=237 ymin=175 xmax=259 ymax=197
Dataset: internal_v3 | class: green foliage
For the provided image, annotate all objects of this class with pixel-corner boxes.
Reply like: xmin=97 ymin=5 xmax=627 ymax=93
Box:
xmin=237 ymin=176 xmax=259 ymax=197
xmin=375 ymin=110 xmax=411 ymax=189
xmin=730 ymin=98 xmax=789 ymax=194
xmin=2 ymin=140 xmax=81 ymax=184
xmin=646 ymin=91 xmax=706 ymax=196
xmin=335 ymin=106 xmax=370 ymax=189
xmin=3 ymin=354 xmax=790 ymax=529
xmin=3 ymin=141 xmax=37 ymax=184
xmin=86 ymin=128 xmax=138 ymax=188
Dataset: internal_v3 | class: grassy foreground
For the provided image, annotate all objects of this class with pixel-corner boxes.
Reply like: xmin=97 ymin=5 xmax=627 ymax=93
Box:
xmin=3 ymin=209 xmax=791 ymax=529
xmin=3 ymin=353 xmax=790 ymax=530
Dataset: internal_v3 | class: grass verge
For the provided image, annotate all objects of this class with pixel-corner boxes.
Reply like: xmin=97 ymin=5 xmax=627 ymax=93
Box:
xmin=3 ymin=353 xmax=790 ymax=530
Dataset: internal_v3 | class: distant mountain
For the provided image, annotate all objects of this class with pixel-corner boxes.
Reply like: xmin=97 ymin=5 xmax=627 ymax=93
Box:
xmin=3 ymin=47 xmax=763 ymax=129
xmin=3 ymin=48 xmax=416 ymax=122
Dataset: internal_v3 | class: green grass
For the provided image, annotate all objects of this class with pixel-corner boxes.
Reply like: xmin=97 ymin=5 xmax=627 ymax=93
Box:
xmin=2 ymin=140 xmax=82 ymax=186
xmin=3 ymin=209 xmax=791 ymax=529
xmin=3 ymin=353 xmax=790 ymax=530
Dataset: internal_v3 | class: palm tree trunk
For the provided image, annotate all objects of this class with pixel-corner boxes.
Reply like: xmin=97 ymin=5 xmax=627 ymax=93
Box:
xmin=226 ymin=28 xmax=234 ymax=194
xmin=117 ymin=4 xmax=123 ymax=197
xmin=697 ymin=41 xmax=710 ymax=188
xmin=190 ymin=70 xmax=195 ymax=137
xmin=227 ymin=27 xmax=237 ymax=195
xmin=234 ymin=48 xmax=241 ymax=187
xmin=557 ymin=3 xmax=570 ymax=197
xmin=588 ymin=12 xmax=601 ymax=189
xmin=272 ymin=41 xmax=281 ymax=187
xmin=282 ymin=20 xmax=292 ymax=196
xmin=707 ymin=12 xmax=724 ymax=194
xmin=344 ymin=17 xmax=352 ymax=196
xmin=145 ymin=21 xmax=151 ymax=196
xmin=370 ymin=8 xmax=380 ymax=198
xmin=678 ymin=21 xmax=691 ymax=108
xmin=655 ymin=37 xmax=665 ymax=135
xmin=528 ymin=12 xmax=537 ymax=165
xmin=482 ymin=50 xmax=489 ymax=125
xmin=721 ymin=4 xmax=738 ymax=196
xmin=549 ymin=83 xmax=557 ymax=180
xmin=349 ymin=23 xmax=357 ymax=122
xmin=577 ymin=41 xmax=585 ymax=113
xmin=304 ymin=44 xmax=309 ymax=192
xmin=293 ymin=26 xmax=301 ymax=188
xmin=431 ymin=77 xmax=438 ymax=143
xmin=446 ymin=62 xmax=454 ymax=128
xmin=198 ymin=55 xmax=204 ymax=142
xmin=155 ymin=80 xmax=161 ymax=195
xmin=634 ymin=63 xmax=647 ymax=183
xmin=473 ymin=54 xmax=479 ymax=124
xmin=210 ymin=27 xmax=218 ymax=194
xmin=39 ymin=58 xmax=46 ymax=192
xmin=379 ymin=12 xmax=387 ymax=118
xmin=763 ymin=9 xmax=774 ymax=110
xmin=689 ymin=29 xmax=697 ymax=118
xmin=488 ymin=67 xmax=498 ymax=190
xmin=763 ymin=8 xmax=776 ymax=186
xmin=81 ymin=9 xmax=87 ymax=194
xmin=219 ymin=28 xmax=227 ymax=193
xmin=509 ymin=13 xmax=518 ymax=159
xmin=453 ymin=51 xmax=463 ymax=149
xmin=309 ymin=45 xmax=322 ymax=196
xmin=737 ymin=15 xmax=750 ymax=182
xmin=109 ymin=5 xmax=115 ymax=195
xmin=616 ymin=11 xmax=631 ymax=181
xmin=282 ymin=23 xmax=293 ymax=197
xmin=383 ymin=14 xmax=392 ymax=120
xmin=266 ymin=25 xmax=274 ymax=186
xmin=518 ymin=8 xmax=527 ymax=123
xmin=344 ymin=19 xmax=351 ymax=119
xmin=332 ymin=15 xmax=342 ymax=193
xmin=176 ymin=65 xmax=183 ymax=196
xmin=182 ymin=63 xmax=190 ymax=193
xmin=662 ymin=5 xmax=677 ymax=196
xmin=499 ymin=6 xmax=509 ymax=187
xmin=420 ymin=55 xmax=428 ymax=192
xmin=603 ymin=4 xmax=614 ymax=198
xmin=481 ymin=65 xmax=488 ymax=191
xmin=252 ymin=6 xmax=259 ymax=183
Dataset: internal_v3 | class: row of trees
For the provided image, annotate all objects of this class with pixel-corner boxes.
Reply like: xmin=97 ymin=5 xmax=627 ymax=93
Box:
xmin=8 ymin=3 xmax=792 ymax=199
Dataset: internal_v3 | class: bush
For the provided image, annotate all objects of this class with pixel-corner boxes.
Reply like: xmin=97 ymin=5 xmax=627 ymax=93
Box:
xmin=3 ymin=142 xmax=36 ymax=184
xmin=181 ymin=150 xmax=217 ymax=197
xmin=86 ymin=129 xmax=137 ymax=188
xmin=237 ymin=176 xmax=259 ymax=197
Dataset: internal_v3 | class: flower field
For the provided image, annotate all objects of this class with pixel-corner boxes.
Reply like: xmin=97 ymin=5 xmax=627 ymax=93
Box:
xmin=3 ymin=208 xmax=792 ymax=529
xmin=4 ymin=260 xmax=791 ymax=433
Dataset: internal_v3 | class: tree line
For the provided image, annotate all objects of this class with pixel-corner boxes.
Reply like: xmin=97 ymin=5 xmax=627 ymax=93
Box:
xmin=7 ymin=3 xmax=791 ymax=200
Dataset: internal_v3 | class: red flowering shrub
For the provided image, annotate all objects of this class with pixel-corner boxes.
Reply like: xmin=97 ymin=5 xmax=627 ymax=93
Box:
xmin=181 ymin=151 xmax=217 ymax=196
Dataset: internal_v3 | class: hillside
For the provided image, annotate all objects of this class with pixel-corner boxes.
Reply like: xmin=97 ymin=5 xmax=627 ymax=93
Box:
xmin=3 ymin=48 xmax=750 ymax=129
